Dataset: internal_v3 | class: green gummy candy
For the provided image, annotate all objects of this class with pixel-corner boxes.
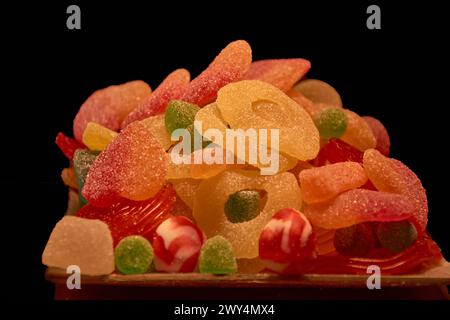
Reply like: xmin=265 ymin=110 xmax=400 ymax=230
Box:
xmin=73 ymin=149 xmax=98 ymax=205
xmin=165 ymin=100 xmax=200 ymax=136
xmin=224 ymin=190 xmax=261 ymax=223
xmin=199 ymin=236 xmax=237 ymax=275
xmin=314 ymin=107 xmax=348 ymax=139
xmin=377 ymin=221 xmax=417 ymax=253
xmin=114 ymin=235 xmax=153 ymax=275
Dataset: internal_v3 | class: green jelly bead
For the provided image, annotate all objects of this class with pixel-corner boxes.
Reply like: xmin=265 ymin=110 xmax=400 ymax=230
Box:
xmin=314 ymin=107 xmax=348 ymax=139
xmin=334 ymin=223 xmax=376 ymax=257
xmin=165 ymin=100 xmax=200 ymax=136
xmin=199 ymin=236 xmax=237 ymax=275
xmin=377 ymin=221 xmax=417 ymax=253
xmin=114 ymin=235 xmax=153 ymax=275
xmin=224 ymin=190 xmax=261 ymax=223
xmin=73 ymin=149 xmax=98 ymax=205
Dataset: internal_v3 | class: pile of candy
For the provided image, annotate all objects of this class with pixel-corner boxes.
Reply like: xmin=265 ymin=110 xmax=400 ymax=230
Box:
xmin=44 ymin=40 xmax=443 ymax=276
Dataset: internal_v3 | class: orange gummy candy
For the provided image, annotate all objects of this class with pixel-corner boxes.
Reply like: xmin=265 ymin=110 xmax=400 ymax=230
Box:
xmin=340 ymin=109 xmax=376 ymax=151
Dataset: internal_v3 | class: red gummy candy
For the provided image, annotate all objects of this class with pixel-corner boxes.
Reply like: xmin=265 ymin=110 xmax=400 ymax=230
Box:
xmin=152 ymin=216 xmax=205 ymax=273
xmin=181 ymin=40 xmax=252 ymax=107
xmin=363 ymin=116 xmax=391 ymax=156
xmin=312 ymin=139 xmax=363 ymax=166
xmin=244 ymin=59 xmax=311 ymax=92
xmin=55 ymin=132 xmax=85 ymax=160
xmin=73 ymin=80 xmax=151 ymax=141
xmin=121 ymin=69 xmax=191 ymax=128
xmin=259 ymin=208 xmax=316 ymax=274
xmin=77 ymin=183 xmax=176 ymax=245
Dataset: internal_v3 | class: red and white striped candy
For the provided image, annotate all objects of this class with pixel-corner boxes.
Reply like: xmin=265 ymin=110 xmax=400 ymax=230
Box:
xmin=259 ymin=208 xmax=316 ymax=274
xmin=152 ymin=216 xmax=205 ymax=273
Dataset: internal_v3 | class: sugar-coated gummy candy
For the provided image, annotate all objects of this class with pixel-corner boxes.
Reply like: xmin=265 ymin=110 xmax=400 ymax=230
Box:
xmin=73 ymin=149 xmax=98 ymax=205
xmin=363 ymin=149 xmax=428 ymax=235
xmin=172 ymin=196 xmax=194 ymax=220
xmin=314 ymin=107 xmax=348 ymax=139
xmin=217 ymin=80 xmax=320 ymax=161
xmin=140 ymin=114 xmax=174 ymax=151
xmin=152 ymin=216 xmax=205 ymax=273
xmin=259 ymin=208 xmax=316 ymax=275
xmin=236 ymin=258 xmax=266 ymax=274
xmin=77 ymin=183 xmax=175 ymax=245
xmin=121 ymin=69 xmax=191 ymax=128
xmin=224 ymin=189 xmax=262 ymax=223
xmin=82 ymin=121 xmax=168 ymax=206
xmin=42 ymin=216 xmax=114 ymax=276
xmin=65 ymin=189 xmax=80 ymax=216
xmin=193 ymin=170 xmax=302 ymax=259
xmin=55 ymin=132 xmax=86 ymax=160
xmin=82 ymin=122 xmax=118 ymax=151
xmin=376 ymin=221 xmax=418 ymax=253
xmin=304 ymin=189 xmax=415 ymax=229
xmin=114 ymin=235 xmax=154 ymax=274
xmin=73 ymin=80 xmax=151 ymax=141
xmin=244 ymin=59 xmax=311 ymax=92
xmin=165 ymin=100 xmax=200 ymax=136
xmin=333 ymin=223 xmax=377 ymax=257
xmin=293 ymin=79 xmax=343 ymax=107
xmin=61 ymin=167 xmax=77 ymax=189
xmin=313 ymin=138 xmax=364 ymax=166
xmin=299 ymin=162 xmax=368 ymax=204
xmin=199 ymin=236 xmax=237 ymax=274
xmin=181 ymin=40 xmax=252 ymax=107
xmin=171 ymin=179 xmax=201 ymax=209
xmin=340 ymin=109 xmax=376 ymax=151
xmin=362 ymin=116 xmax=391 ymax=156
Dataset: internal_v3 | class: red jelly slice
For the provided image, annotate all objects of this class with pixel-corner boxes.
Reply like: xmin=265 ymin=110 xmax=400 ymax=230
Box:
xmin=77 ymin=183 xmax=176 ymax=245
xmin=55 ymin=132 xmax=86 ymax=160
xmin=312 ymin=139 xmax=363 ymax=166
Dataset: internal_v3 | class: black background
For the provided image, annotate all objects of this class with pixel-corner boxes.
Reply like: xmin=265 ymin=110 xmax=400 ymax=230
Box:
xmin=2 ymin=0 xmax=449 ymax=302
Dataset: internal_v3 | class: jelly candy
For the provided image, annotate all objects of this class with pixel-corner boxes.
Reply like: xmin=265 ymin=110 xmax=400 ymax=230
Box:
xmin=313 ymin=138 xmax=363 ymax=166
xmin=121 ymin=69 xmax=191 ymax=128
xmin=42 ymin=216 xmax=114 ymax=276
xmin=304 ymin=189 xmax=415 ymax=229
xmin=82 ymin=122 xmax=118 ymax=151
xmin=114 ymin=235 xmax=154 ymax=274
xmin=181 ymin=40 xmax=252 ymax=106
xmin=293 ymin=79 xmax=342 ymax=107
xmin=82 ymin=121 xmax=168 ymax=206
xmin=314 ymin=107 xmax=348 ymax=139
xmin=141 ymin=114 xmax=174 ymax=151
xmin=259 ymin=208 xmax=316 ymax=274
xmin=171 ymin=178 xmax=201 ymax=209
xmin=55 ymin=132 xmax=85 ymax=160
xmin=299 ymin=162 xmax=368 ymax=204
xmin=287 ymin=89 xmax=319 ymax=117
xmin=363 ymin=149 xmax=428 ymax=234
xmin=193 ymin=170 xmax=302 ymax=258
xmin=73 ymin=149 xmax=98 ymax=205
xmin=340 ymin=109 xmax=376 ymax=151
xmin=376 ymin=221 xmax=417 ymax=253
xmin=199 ymin=235 xmax=237 ymax=274
xmin=333 ymin=223 xmax=377 ymax=257
xmin=236 ymin=258 xmax=266 ymax=274
xmin=61 ymin=167 xmax=77 ymax=189
xmin=244 ymin=59 xmax=311 ymax=92
xmin=165 ymin=100 xmax=200 ymax=136
xmin=152 ymin=216 xmax=205 ymax=272
xmin=73 ymin=80 xmax=151 ymax=141
xmin=224 ymin=189 xmax=263 ymax=223
xmin=315 ymin=227 xmax=336 ymax=255
xmin=65 ymin=189 xmax=80 ymax=216
xmin=77 ymin=183 xmax=176 ymax=245
xmin=216 ymin=80 xmax=320 ymax=161
xmin=362 ymin=116 xmax=391 ymax=156
xmin=172 ymin=196 xmax=194 ymax=220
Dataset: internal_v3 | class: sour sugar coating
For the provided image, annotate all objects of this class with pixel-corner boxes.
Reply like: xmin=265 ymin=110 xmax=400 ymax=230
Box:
xmin=140 ymin=114 xmax=174 ymax=151
xmin=73 ymin=80 xmax=151 ymax=141
xmin=193 ymin=170 xmax=302 ymax=259
xmin=152 ymin=216 xmax=205 ymax=273
xmin=122 ymin=69 xmax=191 ymax=128
xmin=333 ymin=223 xmax=377 ymax=257
xmin=244 ymin=59 xmax=311 ymax=92
xmin=314 ymin=107 xmax=348 ymax=139
xmin=181 ymin=40 xmax=252 ymax=107
xmin=55 ymin=132 xmax=86 ymax=160
xmin=293 ymin=79 xmax=343 ymax=107
xmin=82 ymin=121 xmax=168 ymax=207
xmin=304 ymin=189 xmax=416 ymax=229
xmin=73 ymin=149 xmax=98 ymax=205
xmin=363 ymin=149 xmax=428 ymax=235
xmin=217 ymin=80 xmax=320 ymax=161
xmin=82 ymin=122 xmax=118 ymax=151
xmin=42 ymin=216 xmax=114 ymax=276
xmin=312 ymin=138 xmax=363 ymax=166
xmin=340 ymin=109 xmax=376 ymax=152
xmin=199 ymin=236 xmax=237 ymax=274
xmin=164 ymin=100 xmax=200 ymax=136
xmin=299 ymin=162 xmax=368 ymax=204
xmin=362 ymin=116 xmax=391 ymax=156
xmin=77 ymin=183 xmax=176 ymax=245
xmin=114 ymin=235 xmax=154 ymax=275
xmin=171 ymin=178 xmax=201 ymax=209
xmin=259 ymin=208 xmax=316 ymax=275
